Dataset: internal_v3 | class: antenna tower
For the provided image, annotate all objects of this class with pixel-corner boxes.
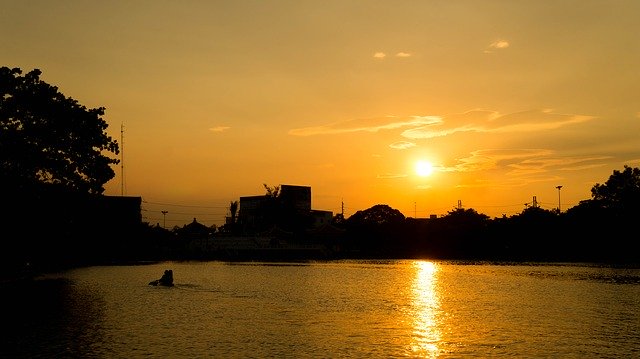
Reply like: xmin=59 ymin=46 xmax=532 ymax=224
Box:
xmin=120 ymin=123 xmax=125 ymax=196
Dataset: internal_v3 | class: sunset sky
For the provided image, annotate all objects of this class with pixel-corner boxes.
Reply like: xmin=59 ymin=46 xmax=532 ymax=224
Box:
xmin=3 ymin=1 xmax=640 ymax=227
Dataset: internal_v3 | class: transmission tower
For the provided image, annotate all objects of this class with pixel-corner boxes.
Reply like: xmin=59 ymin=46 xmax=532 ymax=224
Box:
xmin=120 ymin=123 xmax=125 ymax=196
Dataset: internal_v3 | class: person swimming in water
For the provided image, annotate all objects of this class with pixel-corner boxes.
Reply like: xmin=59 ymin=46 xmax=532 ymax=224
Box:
xmin=149 ymin=269 xmax=174 ymax=287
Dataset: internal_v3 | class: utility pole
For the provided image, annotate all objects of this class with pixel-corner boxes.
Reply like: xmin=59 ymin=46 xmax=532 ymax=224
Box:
xmin=414 ymin=202 xmax=417 ymax=218
xmin=556 ymin=185 xmax=563 ymax=213
xmin=161 ymin=210 xmax=168 ymax=229
xmin=120 ymin=122 xmax=125 ymax=196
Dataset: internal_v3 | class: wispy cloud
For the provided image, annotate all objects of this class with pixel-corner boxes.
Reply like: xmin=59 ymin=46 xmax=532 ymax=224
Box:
xmin=389 ymin=141 xmax=416 ymax=150
xmin=438 ymin=149 xmax=610 ymax=187
xmin=373 ymin=51 xmax=412 ymax=59
xmin=209 ymin=126 xmax=230 ymax=133
xmin=491 ymin=40 xmax=510 ymax=49
xmin=401 ymin=109 xmax=594 ymax=139
xmin=434 ymin=153 xmax=610 ymax=191
xmin=288 ymin=109 xmax=598 ymax=179
xmin=289 ymin=116 xmax=441 ymax=136
xmin=485 ymin=39 xmax=510 ymax=53
xmin=440 ymin=149 xmax=550 ymax=173
xmin=289 ymin=110 xmax=593 ymax=142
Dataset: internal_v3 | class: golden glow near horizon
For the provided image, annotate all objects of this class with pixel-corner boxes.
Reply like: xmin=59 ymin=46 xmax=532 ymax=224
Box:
xmin=3 ymin=1 xmax=640 ymax=226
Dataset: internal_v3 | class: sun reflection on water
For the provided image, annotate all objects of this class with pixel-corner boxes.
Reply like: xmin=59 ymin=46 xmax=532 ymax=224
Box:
xmin=410 ymin=261 xmax=441 ymax=357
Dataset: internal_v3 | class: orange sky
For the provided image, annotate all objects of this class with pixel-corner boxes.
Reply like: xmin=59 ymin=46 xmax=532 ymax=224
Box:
xmin=3 ymin=1 xmax=640 ymax=227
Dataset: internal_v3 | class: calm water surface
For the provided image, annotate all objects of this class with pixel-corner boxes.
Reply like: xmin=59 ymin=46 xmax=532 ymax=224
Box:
xmin=3 ymin=260 xmax=639 ymax=358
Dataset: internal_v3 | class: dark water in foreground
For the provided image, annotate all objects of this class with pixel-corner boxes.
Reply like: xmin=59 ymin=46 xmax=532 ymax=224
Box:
xmin=3 ymin=260 xmax=639 ymax=358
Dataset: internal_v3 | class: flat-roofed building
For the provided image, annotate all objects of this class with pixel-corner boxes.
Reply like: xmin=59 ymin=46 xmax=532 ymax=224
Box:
xmin=311 ymin=209 xmax=333 ymax=228
xmin=238 ymin=195 xmax=268 ymax=234
xmin=280 ymin=185 xmax=311 ymax=213
xmin=237 ymin=184 xmax=327 ymax=235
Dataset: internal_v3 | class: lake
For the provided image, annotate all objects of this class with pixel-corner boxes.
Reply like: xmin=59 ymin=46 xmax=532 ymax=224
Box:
xmin=3 ymin=260 xmax=639 ymax=358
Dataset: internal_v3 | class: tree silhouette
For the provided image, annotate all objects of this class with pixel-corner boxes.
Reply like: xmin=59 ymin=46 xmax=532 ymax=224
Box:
xmin=345 ymin=204 xmax=406 ymax=257
xmin=229 ymin=200 xmax=239 ymax=224
xmin=1 ymin=67 xmax=122 ymax=272
xmin=590 ymin=165 xmax=640 ymax=215
xmin=263 ymin=183 xmax=280 ymax=198
xmin=0 ymin=67 xmax=119 ymax=195
xmin=347 ymin=204 xmax=405 ymax=226
xmin=561 ymin=165 xmax=640 ymax=262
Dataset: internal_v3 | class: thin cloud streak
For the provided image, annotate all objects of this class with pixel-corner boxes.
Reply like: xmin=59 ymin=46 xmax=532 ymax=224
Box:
xmin=288 ymin=109 xmax=605 ymax=191
xmin=490 ymin=40 xmax=510 ymax=49
xmin=389 ymin=141 xmax=416 ymax=150
xmin=484 ymin=39 xmax=510 ymax=53
xmin=373 ymin=51 xmax=412 ymax=59
xmin=289 ymin=109 xmax=593 ymax=138
xmin=289 ymin=116 xmax=441 ymax=136
xmin=209 ymin=126 xmax=230 ymax=133
xmin=401 ymin=110 xmax=595 ymax=139
xmin=435 ymin=149 xmax=612 ymax=188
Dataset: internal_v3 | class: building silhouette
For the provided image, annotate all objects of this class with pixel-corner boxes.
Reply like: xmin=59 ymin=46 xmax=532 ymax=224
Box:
xmin=238 ymin=184 xmax=331 ymax=235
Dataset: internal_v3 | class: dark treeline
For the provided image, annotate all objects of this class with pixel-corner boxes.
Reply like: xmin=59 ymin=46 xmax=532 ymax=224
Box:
xmin=138 ymin=165 xmax=640 ymax=265
xmin=2 ymin=66 xmax=639 ymax=278
xmin=2 ymin=165 xmax=638 ymax=278
xmin=341 ymin=165 xmax=639 ymax=264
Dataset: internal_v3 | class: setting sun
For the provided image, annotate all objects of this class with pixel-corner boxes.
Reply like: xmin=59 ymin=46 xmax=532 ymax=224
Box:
xmin=415 ymin=160 xmax=434 ymax=177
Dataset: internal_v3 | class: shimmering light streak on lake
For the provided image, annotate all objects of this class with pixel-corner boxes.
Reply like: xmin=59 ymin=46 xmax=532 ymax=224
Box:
xmin=410 ymin=261 xmax=441 ymax=357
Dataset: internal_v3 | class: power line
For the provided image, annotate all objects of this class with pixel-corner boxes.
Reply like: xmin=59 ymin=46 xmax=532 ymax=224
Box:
xmin=142 ymin=199 xmax=229 ymax=209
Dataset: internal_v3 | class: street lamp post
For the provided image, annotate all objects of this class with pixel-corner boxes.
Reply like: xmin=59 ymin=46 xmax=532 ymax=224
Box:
xmin=556 ymin=186 xmax=563 ymax=214
xmin=161 ymin=210 xmax=168 ymax=228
